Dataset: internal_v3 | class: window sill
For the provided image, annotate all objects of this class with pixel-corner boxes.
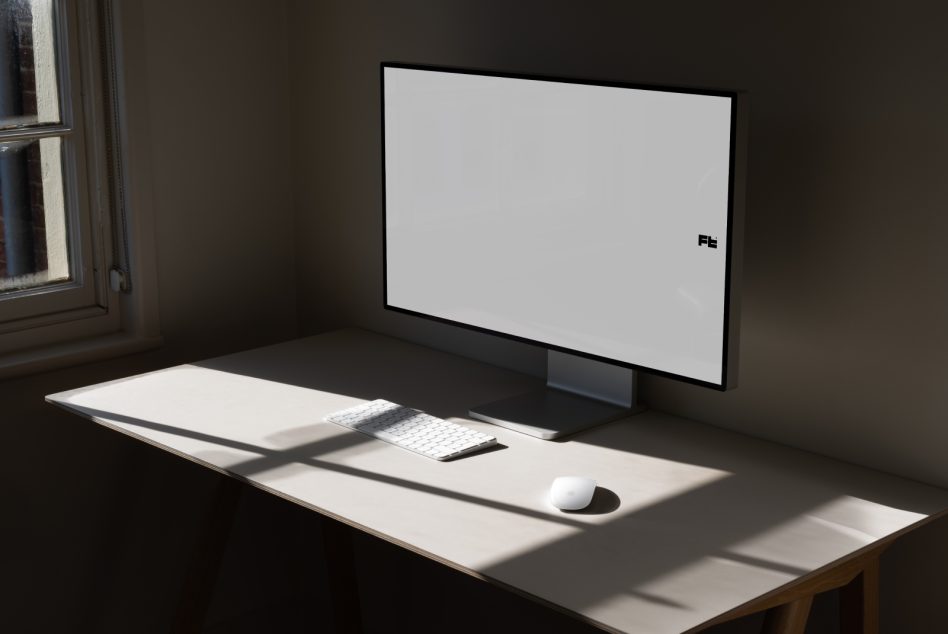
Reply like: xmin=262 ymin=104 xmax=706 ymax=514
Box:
xmin=0 ymin=331 xmax=163 ymax=380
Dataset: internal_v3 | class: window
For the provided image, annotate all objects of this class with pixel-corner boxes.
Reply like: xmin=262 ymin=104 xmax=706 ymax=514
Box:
xmin=0 ymin=0 xmax=159 ymax=374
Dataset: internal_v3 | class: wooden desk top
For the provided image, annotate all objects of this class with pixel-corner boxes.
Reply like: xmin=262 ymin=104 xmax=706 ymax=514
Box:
xmin=47 ymin=329 xmax=948 ymax=634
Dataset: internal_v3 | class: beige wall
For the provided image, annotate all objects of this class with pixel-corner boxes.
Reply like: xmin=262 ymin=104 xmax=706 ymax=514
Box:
xmin=140 ymin=0 xmax=298 ymax=356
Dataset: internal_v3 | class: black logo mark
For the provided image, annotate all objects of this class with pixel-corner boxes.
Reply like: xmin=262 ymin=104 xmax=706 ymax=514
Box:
xmin=698 ymin=234 xmax=718 ymax=249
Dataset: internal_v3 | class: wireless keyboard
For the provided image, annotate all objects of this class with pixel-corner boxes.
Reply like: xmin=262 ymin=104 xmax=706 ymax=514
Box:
xmin=324 ymin=399 xmax=497 ymax=461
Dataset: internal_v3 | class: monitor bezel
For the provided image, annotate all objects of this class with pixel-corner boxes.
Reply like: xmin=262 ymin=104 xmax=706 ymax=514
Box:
xmin=380 ymin=61 xmax=744 ymax=391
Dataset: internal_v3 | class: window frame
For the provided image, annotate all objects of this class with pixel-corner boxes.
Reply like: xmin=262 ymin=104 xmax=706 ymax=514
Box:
xmin=0 ymin=0 xmax=161 ymax=376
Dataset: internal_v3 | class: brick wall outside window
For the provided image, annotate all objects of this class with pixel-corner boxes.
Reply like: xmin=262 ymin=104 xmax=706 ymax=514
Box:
xmin=0 ymin=8 xmax=49 ymax=279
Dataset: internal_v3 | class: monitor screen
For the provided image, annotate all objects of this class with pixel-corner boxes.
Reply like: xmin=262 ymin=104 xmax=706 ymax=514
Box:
xmin=382 ymin=64 xmax=743 ymax=389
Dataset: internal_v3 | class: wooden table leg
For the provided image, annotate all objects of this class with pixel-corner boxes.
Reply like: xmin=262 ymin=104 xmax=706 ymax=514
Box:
xmin=840 ymin=555 xmax=880 ymax=634
xmin=322 ymin=518 xmax=363 ymax=634
xmin=762 ymin=595 xmax=814 ymax=634
xmin=172 ymin=475 xmax=243 ymax=634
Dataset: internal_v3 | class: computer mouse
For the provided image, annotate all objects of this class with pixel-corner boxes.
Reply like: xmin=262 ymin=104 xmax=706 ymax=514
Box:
xmin=549 ymin=476 xmax=597 ymax=511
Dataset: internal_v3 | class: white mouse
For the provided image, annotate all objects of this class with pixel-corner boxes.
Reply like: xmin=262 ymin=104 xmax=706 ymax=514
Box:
xmin=550 ymin=476 xmax=597 ymax=511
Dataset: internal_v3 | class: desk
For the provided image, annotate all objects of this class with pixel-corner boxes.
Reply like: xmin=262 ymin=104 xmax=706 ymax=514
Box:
xmin=47 ymin=329 xmax=948 ymax=634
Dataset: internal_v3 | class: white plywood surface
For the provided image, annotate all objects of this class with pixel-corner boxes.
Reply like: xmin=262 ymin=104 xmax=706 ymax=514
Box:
xmin=47 ymin=329 xmax=948 ymax=633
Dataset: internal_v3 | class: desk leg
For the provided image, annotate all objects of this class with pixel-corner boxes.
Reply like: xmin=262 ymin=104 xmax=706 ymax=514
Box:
xmin=322 ymin=518 xmax=363 ymax=634
xmin=172 ymin=475 xmax=243 ymax=634
xmin=761 ymin=595 xmax=813 ymax=634
xmin=840 ymin=556 xmax=880 ymax=634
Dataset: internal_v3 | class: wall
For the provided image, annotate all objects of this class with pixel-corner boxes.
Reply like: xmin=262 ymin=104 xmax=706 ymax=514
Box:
xmin=288 ymin=0 xmax=948 ymax=631
xmin=3 ymin=0 xmax=302 ymax=631
xmin=139 ymin=0 xmax=297 ymax=356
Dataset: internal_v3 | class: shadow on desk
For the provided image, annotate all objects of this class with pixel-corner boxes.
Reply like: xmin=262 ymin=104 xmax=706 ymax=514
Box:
xmin=72 ymin=407 xmax=583 ymax=531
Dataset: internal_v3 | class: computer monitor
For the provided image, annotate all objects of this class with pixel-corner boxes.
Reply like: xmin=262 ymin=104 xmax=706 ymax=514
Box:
xmin=382 ymin=63 xmax=746 ymax=439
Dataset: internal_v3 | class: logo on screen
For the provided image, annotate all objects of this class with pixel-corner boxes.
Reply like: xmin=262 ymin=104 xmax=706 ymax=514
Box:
xmin=698 ymin=235 xmax=718 ymax=249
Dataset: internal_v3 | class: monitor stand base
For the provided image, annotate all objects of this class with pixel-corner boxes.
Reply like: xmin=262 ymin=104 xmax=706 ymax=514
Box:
xmin=469 ymin=388 xmax=645 ymax=440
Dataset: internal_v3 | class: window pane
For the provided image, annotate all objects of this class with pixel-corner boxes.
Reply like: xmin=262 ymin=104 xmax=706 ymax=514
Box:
xmin=0 ymin=0 xmax=61 ymax=131
xmin=0 ymin=136 xmax=68 ymax=292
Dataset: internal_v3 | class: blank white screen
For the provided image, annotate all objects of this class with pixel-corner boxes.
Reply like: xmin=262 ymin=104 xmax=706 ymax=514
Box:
xmin=384 ymin=67 xmax=733 ymax=385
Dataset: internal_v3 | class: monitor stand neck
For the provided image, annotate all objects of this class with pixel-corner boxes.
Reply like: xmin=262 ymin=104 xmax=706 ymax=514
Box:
xmin=468 ymin=350 xmax=645 ymax=440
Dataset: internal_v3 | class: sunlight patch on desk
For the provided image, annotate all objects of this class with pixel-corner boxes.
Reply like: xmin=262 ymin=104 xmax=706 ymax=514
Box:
xmin=588 ymin=555 xmax=797 ymax=634
xmin=722 ymin=494 xmax=927 ymax=574
xmin=58 ymin=365 xmax=374 ymax=451
xmin=811 ymin=494 xmax=928 ymax=539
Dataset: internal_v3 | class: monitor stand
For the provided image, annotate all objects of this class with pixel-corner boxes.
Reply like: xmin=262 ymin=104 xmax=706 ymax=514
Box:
xmin=469 ymin=350 xmax=645 ymax=439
